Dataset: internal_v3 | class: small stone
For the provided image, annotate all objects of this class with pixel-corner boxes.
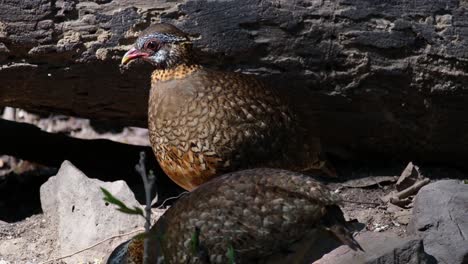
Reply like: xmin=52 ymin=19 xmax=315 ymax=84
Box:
xmin=40 ymin=161 xmax=145 ymax=263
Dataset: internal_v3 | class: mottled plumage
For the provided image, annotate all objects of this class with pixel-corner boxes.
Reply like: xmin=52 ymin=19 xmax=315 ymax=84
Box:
xmin=122 ymin=23 xmax=336 ymax=190
xmin=107 ymin=169 xmax=362 ymax=264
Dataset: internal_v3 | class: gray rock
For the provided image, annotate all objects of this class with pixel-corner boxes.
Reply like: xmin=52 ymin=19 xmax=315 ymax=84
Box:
xmin=409 ymin=180 xmax=468 ymax=264
xmin=315 ymin=231 xmax=436 ymax=264
xmin=40 ymin=161 xmax=144 ymax=263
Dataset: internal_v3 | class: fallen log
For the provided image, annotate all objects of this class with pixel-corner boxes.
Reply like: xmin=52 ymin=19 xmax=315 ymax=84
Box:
xmin=2 ymin=0 xmax=468 ymax=165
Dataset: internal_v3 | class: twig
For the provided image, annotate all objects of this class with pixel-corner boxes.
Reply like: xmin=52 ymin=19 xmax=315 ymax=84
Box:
xmin=389 ymin=197 xmax=412 ymax=207
xmin=393 ymin=178 xmax=430 ymax=200
xmin=342 ymin=199 xmax=381 ymax=206
xmin=156 ymin=191 xmax=189 ymax=209
xmin=387 ymin=178 xmax=430 ymax=207
xmin=39 ymin=228 xmax=144 ymax=264
xmin=135 ymin=151 xmax=156 ymax=264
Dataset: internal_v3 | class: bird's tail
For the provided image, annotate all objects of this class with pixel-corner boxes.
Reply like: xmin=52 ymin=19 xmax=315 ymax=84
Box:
xmin=322 ymin=205 xmax=364 ymax=251
xmin=327 ymin=224 xmax=363 ymax=251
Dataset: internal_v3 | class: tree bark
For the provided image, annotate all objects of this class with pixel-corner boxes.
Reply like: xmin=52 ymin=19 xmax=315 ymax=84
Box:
xmin=1 ymin=0 xmax=468 ymax=165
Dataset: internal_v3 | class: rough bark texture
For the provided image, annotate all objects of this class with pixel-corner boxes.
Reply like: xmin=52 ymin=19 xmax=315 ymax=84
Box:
xmin=1 ymin=0 xmax=468 ymax=165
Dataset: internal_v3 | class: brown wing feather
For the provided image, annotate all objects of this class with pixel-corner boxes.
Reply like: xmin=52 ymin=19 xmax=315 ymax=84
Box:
xmin=148 ymin=65 xmax=335 ymax=191
xmin=147 ymin=169 xmax=354 ymax=263
xmin=155 ymin=145 xmax=221 ymax=190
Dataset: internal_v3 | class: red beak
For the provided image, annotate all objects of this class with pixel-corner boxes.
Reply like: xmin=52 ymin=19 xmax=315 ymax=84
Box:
xmin=121 ymin=47 xmax=149 ymax=65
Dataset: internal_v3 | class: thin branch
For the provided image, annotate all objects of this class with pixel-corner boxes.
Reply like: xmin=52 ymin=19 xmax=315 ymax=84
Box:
xmin=388 ymin=178 xmax=430 ymax=207
xmin=156 ymin=191 xmax=189 ymax=210
xmin=393 ymin=178 xmax=430 ymax=200
xmin=39 ymin=228 xmax=144 ymax=264
xmin=342 ymin=199 xmax=381 ymax=206
xmin=135 ymin=151 xmax=156 ymax=264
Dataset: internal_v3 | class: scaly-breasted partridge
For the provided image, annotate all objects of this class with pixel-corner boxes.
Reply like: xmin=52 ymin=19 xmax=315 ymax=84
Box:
xmin=107 ymin=168 xmax=362 ymax=264
xmin=121 ymin=23 xmax=336 ymax=190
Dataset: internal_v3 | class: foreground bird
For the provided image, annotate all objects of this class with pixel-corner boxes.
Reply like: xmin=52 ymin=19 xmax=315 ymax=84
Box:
xmin=107 ymin=169 xmax=362 ymax=264
xmin=121 ymin=23 xmax=336 ymax=190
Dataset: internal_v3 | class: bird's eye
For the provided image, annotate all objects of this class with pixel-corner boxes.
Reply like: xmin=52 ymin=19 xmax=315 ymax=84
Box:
xmin=145 ymin=40 xmax=160 ymax=51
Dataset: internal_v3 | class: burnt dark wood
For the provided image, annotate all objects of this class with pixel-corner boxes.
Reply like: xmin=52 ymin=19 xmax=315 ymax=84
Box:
xmin=1 ymin=0 xmax=468 ymax=165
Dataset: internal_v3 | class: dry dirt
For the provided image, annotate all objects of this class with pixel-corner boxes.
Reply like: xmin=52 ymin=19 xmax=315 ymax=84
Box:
xmin=0 ymin=214 xmax=60 ymax=263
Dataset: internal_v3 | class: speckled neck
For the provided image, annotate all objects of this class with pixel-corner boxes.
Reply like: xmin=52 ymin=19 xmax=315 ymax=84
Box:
xmin=151 ymin=64 xmax=202 ymax=82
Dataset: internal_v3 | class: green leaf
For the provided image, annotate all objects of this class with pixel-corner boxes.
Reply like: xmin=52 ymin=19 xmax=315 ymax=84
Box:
xmin=190 ymin=227 xmax=200 ymax=255
xmin=133 ymin=232 xmax=148 ymax=241
xmin=227 ymin=245 xmax=235 ymax=264
xmin=100 ymin=187 xmax=144 ymax=217
xmin=117 ymin=207 xmax=143 ymax=215
xmin=156 ymin=233 xmax=166 ymax=244
xmin=101 ymin=187 xmax=126 ymax=207
xmin=463 ymin=179 xmax=468 ymax=184
xmin=132 ymin=206 xmax=144 ymax=215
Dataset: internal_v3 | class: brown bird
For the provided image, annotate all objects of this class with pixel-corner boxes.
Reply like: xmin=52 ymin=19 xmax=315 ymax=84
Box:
xmin=121 ymin=23 xmax=336 ymax=191
xmin=107 ymin=168 xmax=362 ymax=264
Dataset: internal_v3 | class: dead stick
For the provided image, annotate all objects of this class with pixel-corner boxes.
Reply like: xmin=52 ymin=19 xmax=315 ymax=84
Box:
xmin=389 ymin=197 xmax=411 ymax=207
xmin=39 ymin=228 xmax=144 ymax=264
xmin=342 ymin=199 xmax=381 ymax=206
xmin=394 ymin=178 xmax=430 ymax=200
xmin=135 ymin=151 xmax=156 ymax=264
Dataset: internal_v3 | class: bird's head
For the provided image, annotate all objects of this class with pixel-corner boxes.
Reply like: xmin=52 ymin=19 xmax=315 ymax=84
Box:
xmin=121 ymin=23 xmax=192 ymax=69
